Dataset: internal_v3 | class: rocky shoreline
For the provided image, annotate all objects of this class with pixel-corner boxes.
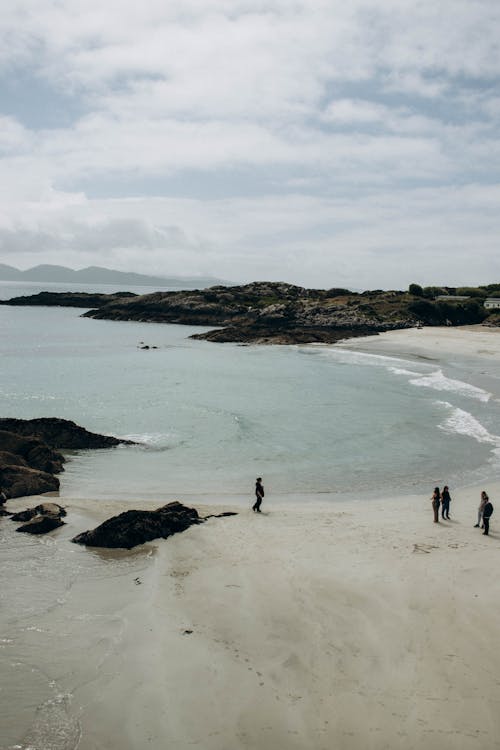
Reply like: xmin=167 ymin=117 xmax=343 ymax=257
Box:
xmin=0 ymin=417 xmax=133 ymax=500
xmin=3 ymin=281 xmax=495 ymax=344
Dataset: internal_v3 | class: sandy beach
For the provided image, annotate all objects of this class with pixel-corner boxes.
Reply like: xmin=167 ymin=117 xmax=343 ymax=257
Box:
xmin=3 ymin=326 xmax=500 ymax=750
xmin=61 ymin=483 xmax=500 ymax=750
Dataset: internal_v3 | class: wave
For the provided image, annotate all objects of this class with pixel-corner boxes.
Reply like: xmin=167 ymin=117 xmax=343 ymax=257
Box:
xmin=120 ymin=432 xmax=184 ymax=450
xmin=437 ymin=402 xmax=500 ymax=449
xmin=318 ymin=347 xmax=421 ymax=370
xmin=408 ymin=369 xmax=491 ymax=402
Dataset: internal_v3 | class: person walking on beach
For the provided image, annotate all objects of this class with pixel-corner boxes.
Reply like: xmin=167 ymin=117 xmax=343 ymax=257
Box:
xmin=441 ymin=486 xmax=451 ymax=520
xmin=474 ymin=491 xmax=488 ymax=528
xmin=482 ymin=494 xmax=494 ymax=536
xmin=431 ymin=487 xmax=440 ymax=523
xmin=253 ymin=477 xmax=264 ymax=513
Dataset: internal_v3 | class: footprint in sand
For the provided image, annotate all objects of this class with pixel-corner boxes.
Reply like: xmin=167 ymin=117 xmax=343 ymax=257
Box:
xmin=413 ymin=543 xmax=438 ymax=554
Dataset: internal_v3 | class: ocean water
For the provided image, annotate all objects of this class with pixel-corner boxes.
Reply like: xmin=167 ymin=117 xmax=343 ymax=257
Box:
xmin=1 ymin=282 xmax=500 ymax=501
xmin=1 ymin=281 xmax=500 ymax=749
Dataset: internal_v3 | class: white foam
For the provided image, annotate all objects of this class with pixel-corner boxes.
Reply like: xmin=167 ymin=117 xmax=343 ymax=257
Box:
xmin=409 ymin=369 xmax=491 ymax=402
xmin=121 ymin=432 xmax=181 ymax=449
xmin=438 ymin=404 xmax=500 ymax=448
xmin=316 ymin=347 xmax=421 ymax=370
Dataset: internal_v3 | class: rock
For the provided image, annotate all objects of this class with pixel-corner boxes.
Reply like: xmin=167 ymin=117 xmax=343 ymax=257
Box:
xmin=0 ymin=291 xmax=136 ymax=308
xmin=11 ymin=502 xmax=66 ymax=522
xmin=0 ymin=418 xmax=135 ymax=449
xmin=0 ymin=450 xmax=29 ymax=468
xmin=0 ymin=465 xmax=60 ymax=499
xmin=11 ymin=507 xmax=38 ymax=522
xmin=72 ymin=501 xmax=202 ymax=549
xmin=16 ymin=515 xmax=65 ymax=534
xmin=0 ymin=430 xmax=65 ymax=473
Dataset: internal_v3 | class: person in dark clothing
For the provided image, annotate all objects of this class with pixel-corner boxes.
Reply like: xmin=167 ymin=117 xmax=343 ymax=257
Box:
xmin=441 ymin=486 xmax=451 ymax=519
xmin=252 ymin=477 xmax=264 ymax=512
xmin=482 ymin=496 xmax=493 ymax=535
xmin=431 ymin=487 xmax=440 ymax=523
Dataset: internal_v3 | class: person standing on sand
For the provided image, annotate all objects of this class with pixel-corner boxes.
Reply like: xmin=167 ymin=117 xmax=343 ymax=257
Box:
xmin=441 ymin=486 xmax=451 ymax=519
xmin=474 ymin=491 xmax=488 ymax=528
xmin=482 ymin=495 xmax=494 ymax=536
xmin=253 ymin=477 xmax=264 ymax=513
xmin=431 ymin=487 xmax=440 ymax=523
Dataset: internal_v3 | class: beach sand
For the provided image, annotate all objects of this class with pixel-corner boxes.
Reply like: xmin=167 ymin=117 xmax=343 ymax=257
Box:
xmin=66 ymin=487 xmax=500 ymax=750
xmin=5 ymin=326 xmax=500 ymax=750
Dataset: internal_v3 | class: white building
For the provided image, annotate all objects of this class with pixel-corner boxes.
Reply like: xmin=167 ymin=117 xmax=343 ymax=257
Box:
xmin=484 ymin=298 xmax=500 ymax=309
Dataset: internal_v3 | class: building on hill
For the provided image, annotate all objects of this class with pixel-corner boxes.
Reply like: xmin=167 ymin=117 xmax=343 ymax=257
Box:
xmin=484 ymin=298 xmax=500 ymax=309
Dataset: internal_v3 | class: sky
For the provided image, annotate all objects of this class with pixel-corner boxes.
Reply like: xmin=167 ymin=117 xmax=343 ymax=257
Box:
xmin=0 ymin=0 xmax=499 ymax=290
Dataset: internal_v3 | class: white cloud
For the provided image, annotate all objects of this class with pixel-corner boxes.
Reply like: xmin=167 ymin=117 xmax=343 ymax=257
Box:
xmin=0 ymin=0 xmax=499 ymax=286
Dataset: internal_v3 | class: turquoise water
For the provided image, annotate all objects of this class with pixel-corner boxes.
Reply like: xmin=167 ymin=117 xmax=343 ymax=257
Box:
xmin=1 ymin=281 xmax=500 ymax=501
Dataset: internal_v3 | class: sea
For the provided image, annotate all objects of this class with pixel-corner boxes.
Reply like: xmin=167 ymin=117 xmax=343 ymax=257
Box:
xmin=1 ymin=279 xmax=500 ymax=749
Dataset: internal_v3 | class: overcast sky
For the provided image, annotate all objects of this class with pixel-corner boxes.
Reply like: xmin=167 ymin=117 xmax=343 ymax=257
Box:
xmin=0 ymin=0 xmax=499 ymax=289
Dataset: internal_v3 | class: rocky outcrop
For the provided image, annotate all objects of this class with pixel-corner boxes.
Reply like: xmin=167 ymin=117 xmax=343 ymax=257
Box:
xmin=0 ymin=419 xmax=134 ymax=500
xmin=0 ymin=430 xmax=65 ymax=473
xmin=16 ymin=515 xmax=65 ymax=534
xmin=0 ymin=291 xmax=136 ymax=308
xmin=72 ymin=501 xmax=202 ymax=549
xmin=1 ymin=464 xmax=60 ymax=498
xmin=0 ymin=418 xmax=134 ymax=449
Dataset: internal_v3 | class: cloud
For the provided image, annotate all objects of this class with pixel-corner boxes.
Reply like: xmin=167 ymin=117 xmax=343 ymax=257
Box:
xmin=0 ymin=1 xmax=499 ymax=287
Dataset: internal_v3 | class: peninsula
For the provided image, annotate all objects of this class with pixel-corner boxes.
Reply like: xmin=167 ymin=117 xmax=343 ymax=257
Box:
xmin=2 ymin=281 xmax=499 ymax=344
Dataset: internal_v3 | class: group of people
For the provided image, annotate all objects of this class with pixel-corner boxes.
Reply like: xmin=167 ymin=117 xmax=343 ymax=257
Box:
xmin=431 ymin=486 xmax=494 ymax=535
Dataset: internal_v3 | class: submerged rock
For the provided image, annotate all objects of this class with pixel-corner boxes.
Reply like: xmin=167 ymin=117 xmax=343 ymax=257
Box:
xmin=16 ymin=515 xmax=65 ymax=534
xmin=11 ymin=502 xmax=67 ymax=522
xmin=72 ymin=501 xmax=202 ymax=549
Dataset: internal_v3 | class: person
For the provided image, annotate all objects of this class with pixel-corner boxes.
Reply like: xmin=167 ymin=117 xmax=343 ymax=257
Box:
xmin=441 ymin=486 xmax=451 ymax=519
xmin=482 ymin=495 xmax=494 ymax=536
xmin=252 ymin=477 xmax=264 ymax=513
xmin=474 ymin=491 xmax=488 ymax=528
xmin=431 ymin=487 xmax=440 ymax=523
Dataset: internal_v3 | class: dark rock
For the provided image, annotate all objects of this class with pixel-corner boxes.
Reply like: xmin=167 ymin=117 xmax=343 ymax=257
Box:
xmin=0 ymin=291 xmax=136 ymax=308
xmin=0 ymin=508 xmax=12 ymax=516
xmin=0 ymin=418 xmax=134 ymax=449
xmin=0 ymin=430 xmax=65 ymax=473
xmin=16 ymin=515 xmax=65 ymax=534
xmin=11 ymin=502 xmax=66 ymax=522
xmin=72 ymin=501 xmax=202 ymax=549
xmin=11 ymin=507 xmax=38 ymax=522
xmin=0 ymin=465 xmax=60 ymax=499
xmin=0 ymin=450 xmax=29 ymax=468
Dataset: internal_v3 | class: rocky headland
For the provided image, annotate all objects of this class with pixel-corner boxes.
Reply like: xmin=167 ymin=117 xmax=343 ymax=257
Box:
xmin=0 ymin=418 xmax=134 ymax=500
xmin=2 ymin=282 xmax=494 ymax=344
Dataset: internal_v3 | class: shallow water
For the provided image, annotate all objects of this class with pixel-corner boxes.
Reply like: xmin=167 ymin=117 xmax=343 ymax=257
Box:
xmin=1 ymin=293 xmax=500 ymax=500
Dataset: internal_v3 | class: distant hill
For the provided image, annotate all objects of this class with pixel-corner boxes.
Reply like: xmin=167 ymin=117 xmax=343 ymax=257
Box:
xmin=0 ymin=263 xmax=230 ymax=289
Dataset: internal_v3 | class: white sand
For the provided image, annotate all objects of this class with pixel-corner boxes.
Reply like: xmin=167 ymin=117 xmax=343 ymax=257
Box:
xmin=72 ymin=487 xmax=500 ymax=750
xmin=337 ymin=323 xmax=500 ymax=363
xmin=15 ymin=325 xmax=500 ymax=750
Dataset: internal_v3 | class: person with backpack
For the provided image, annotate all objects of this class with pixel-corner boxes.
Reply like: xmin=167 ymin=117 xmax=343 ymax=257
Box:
xmin=482 ymin=493 xmax=494 ymax=536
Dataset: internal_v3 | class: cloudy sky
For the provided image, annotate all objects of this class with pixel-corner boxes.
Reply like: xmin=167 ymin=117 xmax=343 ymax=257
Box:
xmin=0 ymin=0 xmax=499 ymax=289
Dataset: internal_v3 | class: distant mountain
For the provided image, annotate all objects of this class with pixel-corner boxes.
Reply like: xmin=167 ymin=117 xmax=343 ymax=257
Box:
xmin=0 ymin=264 xmax=229 ymax=289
